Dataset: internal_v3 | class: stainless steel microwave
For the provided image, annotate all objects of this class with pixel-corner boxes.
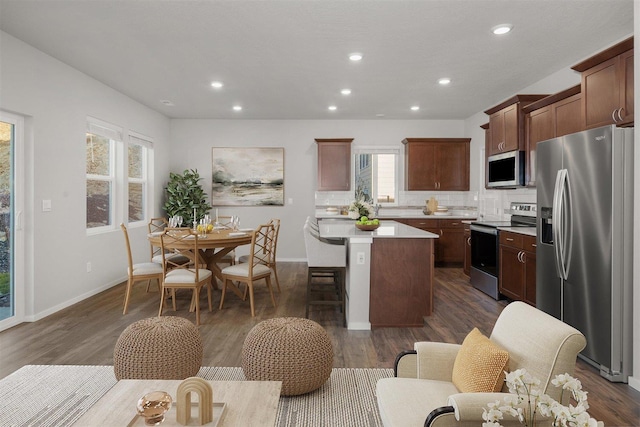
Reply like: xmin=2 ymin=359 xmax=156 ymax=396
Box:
xmin=487 ymin=150 xmax=525 ymax=188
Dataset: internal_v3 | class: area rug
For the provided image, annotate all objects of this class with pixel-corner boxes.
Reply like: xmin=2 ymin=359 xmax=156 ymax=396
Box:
xmin=0 ymin=365 xmax=393 ymax=426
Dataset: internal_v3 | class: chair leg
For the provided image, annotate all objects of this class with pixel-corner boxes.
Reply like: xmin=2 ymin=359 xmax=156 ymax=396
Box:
xmin=194 ymin=287 xmax=201 ymax=326
xmin=171 ymin=289 xmax=177 ymax=311
xmin=305 ymin=268 xmax=312 ymax=318
xmin=219 ymin=279 xmax=228 ymax=310
xmin=145 ymin=279 xmax=151 ymax=293
xmin=158 ymin=286 xmax=166 ymax=317
xmin=271 ymin=265 xmax=281 ymax=292
xmin=265 ymin=276 xmax=277 ymax=309
xmin=248 ymin=281 xmax=256 ymax=317
xmin=123 ymin=278 xmax=134 ymax=315
xmin=207 ymin=280 xmax=213 ymax=311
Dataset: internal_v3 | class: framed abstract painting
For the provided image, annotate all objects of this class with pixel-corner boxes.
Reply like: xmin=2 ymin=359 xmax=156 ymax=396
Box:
xmin=211 ymin=147 xmax=284 ymax=206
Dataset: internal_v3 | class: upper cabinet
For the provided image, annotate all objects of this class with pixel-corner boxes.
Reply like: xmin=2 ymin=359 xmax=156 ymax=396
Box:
xmin=315 ymin=138 xmax=353 ymax=191
xmin=523 ymin=85 xmax=582 ymax=186
xmin=572 ymin=37 xmax=633 ymax=129
xmin=402 ymin=138 xmax=470 ymax=191
xmin=484 ymin=95 xmax=548 ymax=156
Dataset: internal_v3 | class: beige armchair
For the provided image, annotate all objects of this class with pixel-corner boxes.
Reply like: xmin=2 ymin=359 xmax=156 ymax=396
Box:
xmin=376 ymin=301 xmax=587 ymax=427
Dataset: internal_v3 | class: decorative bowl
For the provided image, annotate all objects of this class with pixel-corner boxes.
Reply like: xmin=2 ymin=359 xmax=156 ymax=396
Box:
xmin=355 ymin=223 xmax=380 ymax=231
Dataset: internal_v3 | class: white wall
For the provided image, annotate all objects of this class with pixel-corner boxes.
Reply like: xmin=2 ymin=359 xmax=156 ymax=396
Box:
xmin=0 ymin=31 xmax=171 ymax=320
xmin=169 ymin=119 xmax=465 ymax=260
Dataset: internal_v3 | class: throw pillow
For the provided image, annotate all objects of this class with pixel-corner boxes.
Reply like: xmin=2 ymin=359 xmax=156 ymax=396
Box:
xmin=451 ymin=327 xmax=509 ymax=393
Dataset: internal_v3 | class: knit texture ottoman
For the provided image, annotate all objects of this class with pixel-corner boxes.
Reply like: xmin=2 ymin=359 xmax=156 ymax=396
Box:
xmin=242 ymin=317 xmax=333 ymax=396
xmin=114 ymin=316 xmax=203 ymax=380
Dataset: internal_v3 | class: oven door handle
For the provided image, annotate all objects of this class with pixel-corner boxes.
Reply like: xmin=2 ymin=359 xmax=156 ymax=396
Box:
xmin=470 ymin=224 xmax=498 ymax=235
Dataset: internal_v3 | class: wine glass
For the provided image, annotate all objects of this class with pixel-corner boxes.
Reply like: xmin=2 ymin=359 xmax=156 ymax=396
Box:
xmin=176 ymin=215 xmax=183 ymax=227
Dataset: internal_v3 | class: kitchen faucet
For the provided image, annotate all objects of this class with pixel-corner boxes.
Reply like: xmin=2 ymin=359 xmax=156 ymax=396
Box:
xmin=374 ymin=204 xmax=381 ymax=217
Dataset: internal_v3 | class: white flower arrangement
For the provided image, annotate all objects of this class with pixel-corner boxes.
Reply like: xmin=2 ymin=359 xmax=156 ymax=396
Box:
xmin=482 ymin=369 xmax=602 ymax=427
xmin=348 ymin=198 xmax=374 ymax=218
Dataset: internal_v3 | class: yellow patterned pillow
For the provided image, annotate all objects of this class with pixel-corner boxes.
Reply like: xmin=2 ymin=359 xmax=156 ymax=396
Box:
xmin=452 ymin=328 xmax=509 ymax=393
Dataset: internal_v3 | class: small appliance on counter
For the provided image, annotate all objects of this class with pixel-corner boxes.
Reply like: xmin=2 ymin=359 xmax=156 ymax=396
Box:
xmin=469 ymin=202 xmax=536 ymax=300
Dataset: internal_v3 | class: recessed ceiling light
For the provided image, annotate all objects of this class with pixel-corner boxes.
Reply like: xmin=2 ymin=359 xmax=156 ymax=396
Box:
xmin=438 ymin=78 xmax=451 ymax=85
xmin=328 ymin=105 xmax=337 ymax=111
xmin=160 ymin=100 xmax=174 ymax=106
xmin=341 ymin=89 xmax=351 ymax=95
xmin=211 ymin=81 xmax=223 ymax=89
xmin=492 ymin=24 xmax=513 ymax=35
xmin=233 ymin=105 xmax=242 ymax=111
xmin=411 ymin=106 xmax=420 ymax=111
xmin=349 ymin=53 xmax=363 ymax=61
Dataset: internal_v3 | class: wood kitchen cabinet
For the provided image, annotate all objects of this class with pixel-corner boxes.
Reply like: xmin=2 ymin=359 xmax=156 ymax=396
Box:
xmin=485 ymin=95 xmax=548 ymax=156
xmin=499 ymin=231 xmax=537 ymax=306
xmin=523 ymin=85 xmax=582 ymax=186
xmin=400 ymin=218 xmax=466 ymax=266
xmin=463 ymin=223 xmax=471 ymax=276
xmin=572 ymin=37 xmax=633 ymax=129
xmin=315 ymin=138 xmax=352 ymax=191
xmin=402 ymin=138 xmax=470 ymax=191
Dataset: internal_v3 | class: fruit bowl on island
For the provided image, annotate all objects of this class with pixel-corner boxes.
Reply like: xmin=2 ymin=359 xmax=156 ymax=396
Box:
xmin=355 ymin=216 xmax=380 ymax=231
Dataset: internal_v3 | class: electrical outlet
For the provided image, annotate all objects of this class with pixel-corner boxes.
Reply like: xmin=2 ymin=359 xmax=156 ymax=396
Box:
xmin=86 ymin=262 xmax=92 ymax=272
xmin=357 ymin=252 xmax=365 ymax=264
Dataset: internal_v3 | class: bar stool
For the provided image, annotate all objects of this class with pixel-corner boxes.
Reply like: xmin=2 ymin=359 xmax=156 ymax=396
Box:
xmin=302 ymin=220 xmax=347 ymax=326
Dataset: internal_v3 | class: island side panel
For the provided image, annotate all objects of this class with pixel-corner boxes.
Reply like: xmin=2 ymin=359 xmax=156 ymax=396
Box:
xmin=369 ymin=238 xmax=434 ymax=327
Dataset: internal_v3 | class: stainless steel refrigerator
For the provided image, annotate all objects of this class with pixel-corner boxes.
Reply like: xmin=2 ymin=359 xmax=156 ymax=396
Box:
xmin=536 ymin=125 xmax=633 ymax=382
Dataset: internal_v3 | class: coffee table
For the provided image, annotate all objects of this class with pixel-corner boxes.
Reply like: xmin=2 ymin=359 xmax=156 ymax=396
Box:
xmin=73 ymin=379 xmax=281 ymax=426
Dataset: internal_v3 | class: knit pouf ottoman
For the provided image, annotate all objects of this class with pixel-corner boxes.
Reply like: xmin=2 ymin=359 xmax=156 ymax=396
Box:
xmin=242 ymin=317 xmax=333 ymax=396
xmin=114 ymin=316 xmax=203 ymax=380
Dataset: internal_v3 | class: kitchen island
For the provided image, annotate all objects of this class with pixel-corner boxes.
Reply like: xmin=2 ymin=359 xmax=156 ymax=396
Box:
xmin=319 ymin=219 xmax=438 ymax=329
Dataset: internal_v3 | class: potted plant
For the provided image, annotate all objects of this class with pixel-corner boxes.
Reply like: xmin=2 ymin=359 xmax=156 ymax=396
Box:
xmin=163 ymin=169 xmax=210 ymax=227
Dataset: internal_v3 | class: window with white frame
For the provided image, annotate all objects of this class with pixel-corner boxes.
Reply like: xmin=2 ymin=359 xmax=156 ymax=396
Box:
xmin=86 ymin=118 xmax=121 ymax=230
xmin=127 ymin=133 xmax=152 ymax=224
xmin=354 ymin=148 xmax=399 ymax=205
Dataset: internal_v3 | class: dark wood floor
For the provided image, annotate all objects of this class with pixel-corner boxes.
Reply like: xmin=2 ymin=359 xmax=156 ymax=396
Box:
xmin=1 ymin=263 xmax=638 ymax=426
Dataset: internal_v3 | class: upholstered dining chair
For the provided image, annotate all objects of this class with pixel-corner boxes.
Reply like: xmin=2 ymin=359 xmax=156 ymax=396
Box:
xmin=120 ymin=223 xmax=164 ymax=315
xmin=159 ymin=227 xmax=213 ymax=326
xmin=302 ymin=220 xmax=347 ymax=326
xmin=219 ymin=223 xmax=277 ymax=317
xmin=376 ymin=301 xmax=587 ymax=427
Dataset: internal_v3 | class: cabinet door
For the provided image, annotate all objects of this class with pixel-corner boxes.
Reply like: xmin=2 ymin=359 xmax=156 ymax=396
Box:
xmin=499 ymin=245 xmax=524 ymax=300
xmin=436 ymin=142 xmax=469 ymax=191
xmin=582 ymin=56 xmax=620 ymax=129
xmin=316 ymin=140 xmax=351 ymax=191
xmin=619 ymin=49 xmax=634 ymax=125
xmin=439 ymin=227 xmax=464 ymax=264
xmin=553 ymin=93 xmax=583 ymax=137
xmin=523 ymin=250 xmax=536 ymax=306
xmin=405 ymin=143 xmax=437 ymax=190
xmin=463 ymin=227 xmax=471 ymax=276
xmin=488 ymin=111 xmax=504 ymax=156
xmin=502 ymin=104 xmax=520 ymax=152
xmin=525 ymin=106 xmax=553 ymax=186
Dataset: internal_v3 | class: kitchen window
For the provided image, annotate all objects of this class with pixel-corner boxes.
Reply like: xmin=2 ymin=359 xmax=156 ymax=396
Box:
xmin=354 ymin=148 xmax=398 ymax=205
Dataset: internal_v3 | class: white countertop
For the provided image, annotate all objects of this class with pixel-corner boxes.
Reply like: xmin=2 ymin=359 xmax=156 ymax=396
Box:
xmin=319 ymin=219 xmax=439 ymax=239
xmin=315 ymin=209 xmax=477 ymax=220
xmin=497 ymin=226 xmax=537 ymax=237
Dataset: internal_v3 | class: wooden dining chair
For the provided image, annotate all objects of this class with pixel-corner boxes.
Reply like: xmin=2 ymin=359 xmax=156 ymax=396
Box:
xmin=216 ymin=215 xmax=236 ymax=266
xmin=238 ymin=218 xmax=281 ymax=292
xmin=120 ymin=223 xmax=164 ymax=315
xmin=148 ymin=217 xmax=169 ymax=264
xmin=219 ymin=224 xmax=277 ymax=317
xmin=159 ymin=228 xmax=213 ymax=326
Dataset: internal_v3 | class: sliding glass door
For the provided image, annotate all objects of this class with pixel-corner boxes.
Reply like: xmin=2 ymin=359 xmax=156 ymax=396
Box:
xmin=0 ymin=112 xmax=24 ymax=330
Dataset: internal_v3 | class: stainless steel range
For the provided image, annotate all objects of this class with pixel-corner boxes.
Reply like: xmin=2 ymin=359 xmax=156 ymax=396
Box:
xmin=470 ymin=202 xmax=536 ymax=299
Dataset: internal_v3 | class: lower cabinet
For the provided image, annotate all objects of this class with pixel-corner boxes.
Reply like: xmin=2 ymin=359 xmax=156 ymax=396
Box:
xmin=398 ymin=218 xmax=468 ymax=266
xmin=499 ymin=231 xmax=537 ymax=306
xmin=463 ymin=223 xmax=471 ymax=276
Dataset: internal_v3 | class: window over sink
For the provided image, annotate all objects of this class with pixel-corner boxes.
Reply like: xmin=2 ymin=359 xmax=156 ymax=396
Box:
xmin=353 ymin=148 xmax=399 ymax=206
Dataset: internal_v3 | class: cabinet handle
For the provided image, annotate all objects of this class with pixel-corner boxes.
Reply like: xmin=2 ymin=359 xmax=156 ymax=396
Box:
xmin=506 ymin=237 xmax=514 ymax=242
xmin=618 ymin=108 xmax=625 ymax=122
xmin=531 ymin=243 xmax=537 ymax=248
xmin=440 ymin=229 xmax=443 ymax=236
xmin=467 ymin=237 xmax=471 ymax=246
xmin=612 ymin=109 xmax=618 ymax=122
xmin=518 ymin=251 xmax=525 ymax=263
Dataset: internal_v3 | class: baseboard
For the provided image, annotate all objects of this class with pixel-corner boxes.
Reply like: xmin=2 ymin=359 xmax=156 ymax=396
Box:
xmin=347 ymin=321 xmax=371 ymax=330
xmin=24 ymin=277 xmax=125 ymax=322
xmin=628 ymin=375 xmax=640 ymax=392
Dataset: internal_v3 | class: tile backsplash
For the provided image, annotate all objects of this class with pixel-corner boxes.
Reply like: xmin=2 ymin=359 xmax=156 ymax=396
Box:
xmin=315 ymin=187 xmax=536 ymax=220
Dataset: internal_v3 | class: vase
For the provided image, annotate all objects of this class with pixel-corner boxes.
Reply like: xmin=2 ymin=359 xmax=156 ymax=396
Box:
xmin=348 ymin=211 xmax=360 ymax=219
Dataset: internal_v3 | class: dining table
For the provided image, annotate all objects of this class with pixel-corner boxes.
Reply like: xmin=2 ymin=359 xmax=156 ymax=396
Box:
xmin=148 ymin=227 xmax=253 ymax=295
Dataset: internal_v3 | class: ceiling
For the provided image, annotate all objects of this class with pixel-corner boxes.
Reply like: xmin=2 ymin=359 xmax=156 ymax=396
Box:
xmin=0 ymin=0 xmax=633 ymax=120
